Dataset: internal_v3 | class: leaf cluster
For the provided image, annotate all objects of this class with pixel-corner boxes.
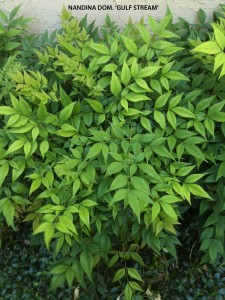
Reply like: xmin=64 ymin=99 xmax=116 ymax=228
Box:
xmin=0 ymin=5 xmax=225 ymax=300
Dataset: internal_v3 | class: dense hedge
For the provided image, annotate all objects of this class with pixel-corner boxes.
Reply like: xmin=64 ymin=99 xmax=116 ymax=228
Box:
xmin=0 ymin=5 xmax=225 ymax=300
xmin=1 ymin=228 xmax=224 ymax=299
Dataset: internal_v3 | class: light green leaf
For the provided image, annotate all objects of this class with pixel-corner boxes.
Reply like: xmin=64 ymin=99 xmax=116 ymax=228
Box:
xmin=128 ymin=190 xmax=140 ymax=222
xmin=192 ymin=41 xmax=221 ymax=54
xmin=172 ymin=107 xmax=195 ymax=118
xmin=213 ymin=52 xmax=225 ymax=73
xmin=96 ymin=55 xmax=111 ymax=65
xmin=137 ymin=24 xmax=151 ymax=43
xmin=6 ymin=139 xmax=25 ymax=154
xmin=194 ymin=121 xmax=206 ymax=138
xmin=109 ymin=174 xmax=128 ymax=191
xmin=138 ymin=163 xmax=162 ymax=182
xmin=129 ymin=281 xmax=143 ymax=292
xmin=112 ymin=268 xmax=125 ymax=282
xmin=106 ymin=162 xmax=123 ymax=176
xmin=155 ymin=220 xmax=164 ymax=235
xmin=158 ymin=30 xmax=179 ymax=39
xmin=135 ymin=78 xmax=151 ymax=91
xmin=125 ymin=93 xmax=149 ymax=102
xmin=160 ymin=195 xmax=181 ymax=203
xmin=176 ymin=166 xmax=195 ymax=177
xmin=85 ymin=99 xmax=103 ymax=113
xmin=152 ymin=40 xmax=175 ymax=49
xmin=122 ymin=108 xmax=141 ymax=116
xmin=89 ymin=43 xmax=110 ymax=55
xmin=212 ymin=24 xmax=225 ymax=50
xmin=167 ymin=110 xmax=176 ymax=130
xmin=209 ymin=112 xmax=225 ymax=122
xmin=160 ymin=76 xmax=170 ymax=90
xmin=186 ymin=183 xmax=211 ymax=199
xmin=59 ymin=41 xmax=80 ymax=56
xmin=131 ymin=59 xmax=139 ymax=77
xmin=130 ymin=252 xmax=145 ymax=266
xmin=150 ymin=79 xmax=162 ymax=94
xmin=136 ymin=66 xmax=160 ymax=78
xmin=37 ymin=102 xmax=48 ymax=120
xmin=121 ymin=62 xmax=131 ymax=86
xmin=3 ymin=42 xmax=21 ymax=51
xmin=29 ymin=178 xmax=42 ymax=195
xmin=185 ymin=173 xmax=206 ymax=183
xmin=34 ymin=222 xmax=55 ymax=243
xmin=111 ymin=39 xmax=118 ymax=55
xmin=161 ymin=202 xmax=177 ymax=220
xmin=122 ymin=36 xmax=138 ymax=55
xmin=140 ymin=116 xmax=152 ymax=132
xmin=24 ymin=141 xmax=31 ymax=158
xmin=50 ymin=264 xmax=68 ymax=275
xmin=148 ymin=15 xmax=158 ymax=32
xmin=110 ymin=72 xmax=121 ymax=97
xmin=59 ymin=102 xmax=74 ymax=123
xmin=79 ymin=205 xmax=90 ymax=229
xmin=169 ymin=94 xmax=182 ymax=108
xmin=121 ymin=98 xmax=128 ymax=111
xmin=204 ymin=118 xmax=215 ymax=137
xmin=72 ymin=178 xmax=81 ymax=196
xmin=81 ymin=199 xmax=98 ymax=207
xmin=219 ymin=62 xmax=225 ymax=79
xmin=40 ymin=140 xmax=49 ymax=158
xmin=19 ymin=97 xmax=32 ymax=116
xmin=44 ymin=226 xmax=55 ymax=249
xmin=2 ymin=199 xmax=15 ymax=227
xmin=130 ymin=176 xmax=150 ymax=194
xmin=152 ymin=201 xmax=160 ymax=222
xmin=101 ymin=63 xmax=118 ymax=73
xmin=32 ymin=127 xmax=39 ymax=141
xmin=155 ymin=91 xmax=171 ymax=109
xmin=60 ymin=86 xmax=72 ymax=106
xmin=0 ymin=106 xmax=16 ymax=115
xmin=125 ymin=284 xmax=133 ymax=300
xmin=59 ymin=215 xmax=77 ymax=234
xmin=128 ymin=268 xmax=143 ymax=282
xmin=85 ymin=143 xmax=102 ymax=160
xmin=165 ymin=71 xmax=189 ymax=81
xmin=159 ymin=14 xmax=172 ymax=30
xmin=216 ymin=161 xmax=225 ymax=181
xmin=154 ymin=110 xmax=166 ymax=130
xmin=55 ymin=222 xmax=71 ymax=235
xmin=67 ymin=204 xmax=80 ymax=214
xmin=110 ymin=189 xmax=128 ymax=206
xmin=0 ymin=163 xmax=9 ymax=187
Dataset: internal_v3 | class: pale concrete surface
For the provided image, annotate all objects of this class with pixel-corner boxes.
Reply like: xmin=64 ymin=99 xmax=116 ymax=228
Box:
xmin=0 ymin=0 xmax=224 ymax=33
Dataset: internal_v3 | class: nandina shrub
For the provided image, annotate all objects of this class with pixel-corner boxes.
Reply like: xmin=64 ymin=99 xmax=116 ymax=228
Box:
xmin=0 ymin=5 xmax=225 ymax=300
xmin=0 ymin=5 xmax=31 ymax=62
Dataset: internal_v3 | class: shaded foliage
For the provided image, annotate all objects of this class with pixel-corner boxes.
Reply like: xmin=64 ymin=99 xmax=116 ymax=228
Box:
xmin=0 ymin=5 xmax=225 ymax=300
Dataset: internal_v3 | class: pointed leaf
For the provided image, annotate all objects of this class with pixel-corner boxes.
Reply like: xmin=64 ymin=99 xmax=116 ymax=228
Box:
xmin=122 ymin=36 xmax=138 ymax=55
xmin=193 ymin=41 xmax=221 ymax=54
xmin=110 ymin=72 xmax=121 ymax=97
xmin=109 ymin=174 xmax=128 ymax=191
xmin=80 ymin=249 xmax=93 ymax=280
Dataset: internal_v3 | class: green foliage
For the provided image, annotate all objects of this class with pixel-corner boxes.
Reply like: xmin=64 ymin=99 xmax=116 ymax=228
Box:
xmin=0 ymin=5 xmax=31 ymax=62
xmin=0 ymin=5 xmax=225 ymax=299
xmin=0 ymin=229 xmax=73 ymax=300
xmin=0 ymin=227 xmax=224 ymax=300
xmin=192 ymin=8 xmax=225 ymax=79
